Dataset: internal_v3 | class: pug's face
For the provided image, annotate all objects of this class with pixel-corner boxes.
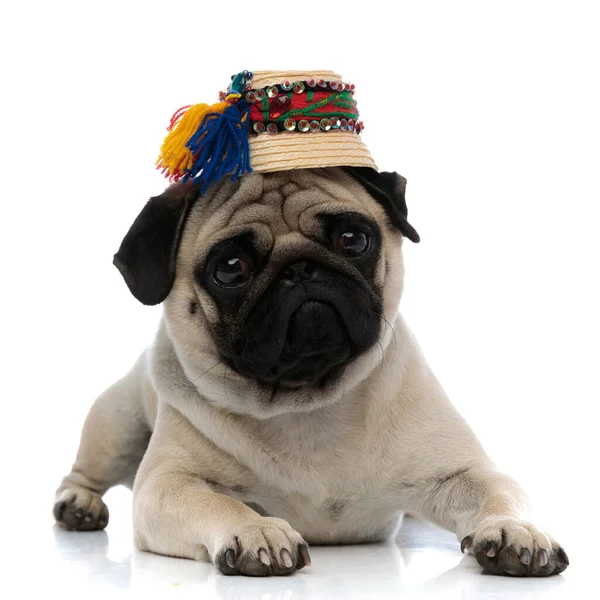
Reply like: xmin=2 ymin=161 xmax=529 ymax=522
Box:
xmin=114 ymin=167 xmax=418 ymax=417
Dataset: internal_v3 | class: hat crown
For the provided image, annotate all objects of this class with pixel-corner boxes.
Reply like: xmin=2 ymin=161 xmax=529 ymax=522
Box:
xmin=249 ymin=70 xmax=342 ymax=88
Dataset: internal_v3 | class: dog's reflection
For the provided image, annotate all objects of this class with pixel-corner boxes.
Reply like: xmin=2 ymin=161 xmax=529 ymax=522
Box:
xmin=52 ymin=521 xmax=565 ymax=599
xmin=212 ymin=542 xmax=405 ymax=600
xmin=52 ymin=525 xmax=131 ymax=588
xmin=52 ymin=524 xmax=405 ymax=597
xmin=418 ymin=557 xmax=567 ymax=599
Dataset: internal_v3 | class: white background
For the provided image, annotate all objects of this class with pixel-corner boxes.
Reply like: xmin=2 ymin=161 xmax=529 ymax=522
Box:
xmin=1 ymin=0 xmax=599 ymax=595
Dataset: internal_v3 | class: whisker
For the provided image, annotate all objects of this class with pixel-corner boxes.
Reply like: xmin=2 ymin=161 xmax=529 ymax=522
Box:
xmin=382 ymin=315 xmax=397 ymax=362
xmin=191 ymin=360 xmax=222 ymax=383
xmin=223 ymin=362 xmax=234 ymax=406
xmin=376 ymin=340 xmax=386 ymax=373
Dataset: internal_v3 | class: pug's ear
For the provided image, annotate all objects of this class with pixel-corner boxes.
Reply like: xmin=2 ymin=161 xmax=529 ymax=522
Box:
xmin=343 ymin=167 xmax=420 ymax=243
xmin=113 ymin=184 xmax=197 ymax=305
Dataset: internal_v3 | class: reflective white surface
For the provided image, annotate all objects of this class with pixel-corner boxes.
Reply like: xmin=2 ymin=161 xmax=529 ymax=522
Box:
xmin=3 ymin=487 xmax=591 ymax=599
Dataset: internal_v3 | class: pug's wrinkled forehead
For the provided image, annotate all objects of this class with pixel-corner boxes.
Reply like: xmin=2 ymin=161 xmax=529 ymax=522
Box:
xmin=188 ymin=168 xmax=391 ymax=260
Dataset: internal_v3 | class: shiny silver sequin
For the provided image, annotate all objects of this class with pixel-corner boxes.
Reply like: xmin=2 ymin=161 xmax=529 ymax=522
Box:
xmin=298 ymin=120 xmax=310 ymax=132
xmin=320 ymin=118 xmax=331 ymax=131
xmin=293 ymin=81 xmax=305 ymax=94
xmin=253 ymin=122 xmax=266 ymax=134
xmin=284 ymin=118 xmax=297 ymax=131
xmin=267 ymin=86 xmax=279 ymax=98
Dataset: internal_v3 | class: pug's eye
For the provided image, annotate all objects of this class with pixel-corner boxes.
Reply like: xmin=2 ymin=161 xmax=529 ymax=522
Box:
xmin=213 ymin=257 xmax=252 ymax=287
xmin=337 ymin=231 xmax=370 ymax=257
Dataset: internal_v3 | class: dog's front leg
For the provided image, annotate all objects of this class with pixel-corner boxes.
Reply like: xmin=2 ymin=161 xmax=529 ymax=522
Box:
xmin=133 ymin=404 xmax=310 ymax=576
xmin=400 ymin=465 xmax=569 ymax=576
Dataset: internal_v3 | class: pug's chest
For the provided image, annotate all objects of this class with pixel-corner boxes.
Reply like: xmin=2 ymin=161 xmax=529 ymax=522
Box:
xmin=226 ymin=447 xmax=403 ymax=544
xmin=235 ymin=482 xmax=403 ymax=544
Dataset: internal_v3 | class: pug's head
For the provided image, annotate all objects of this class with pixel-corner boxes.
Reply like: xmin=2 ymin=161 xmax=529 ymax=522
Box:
xmin=114 ymin=167 xmax=418 ymax=417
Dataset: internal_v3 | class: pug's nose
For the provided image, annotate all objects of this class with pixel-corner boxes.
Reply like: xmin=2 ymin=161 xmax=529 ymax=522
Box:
xmin=281 ymin=260 xmax=320 ymax=283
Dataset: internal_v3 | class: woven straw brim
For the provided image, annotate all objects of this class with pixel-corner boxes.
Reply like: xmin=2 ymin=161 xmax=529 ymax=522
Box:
xmin=248 ymin=70 xmax=377 ymax=173
xmin=249 ymin=131 xmax=376 ymax=172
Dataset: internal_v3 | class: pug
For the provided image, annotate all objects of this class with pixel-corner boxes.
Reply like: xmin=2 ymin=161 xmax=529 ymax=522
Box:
xmin=54 ymin=167 xmax=569 ymax=577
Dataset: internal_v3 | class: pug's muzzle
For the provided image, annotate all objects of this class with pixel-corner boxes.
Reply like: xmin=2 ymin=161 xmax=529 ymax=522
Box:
xmin=227 ymin=259 xmax=382 ymax=386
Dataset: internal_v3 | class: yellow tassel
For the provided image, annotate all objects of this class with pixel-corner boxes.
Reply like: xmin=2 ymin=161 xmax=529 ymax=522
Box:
xmin=156 ymin=101 xmax=229 ymax=178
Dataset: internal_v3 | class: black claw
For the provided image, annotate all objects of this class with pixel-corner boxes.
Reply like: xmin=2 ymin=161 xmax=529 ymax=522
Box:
xmin=520 ymin=549 xmax=531 ymax=565
xmin=98 ymin=506 xmax=109 ymax=530
xmin=538 ymin=549 xmax=549 ymax=567
xmin=297 ymin=544 xmax=311 ymax=569
xmin=74 ymin=508 xmax=84 ymax=519
xmin=225 ymin=548 xmax=236 ymax=569
xmin=216 ymin=547 xmax=240 ymax=576
xmin=485 ymin=541 xmax=499 ymax=558
xmin=53 ymin=501 xmax=67 ymax=521
xmin=557 ymin=547 xmax=569 ymax=566
xmin=280 ymin=549 xmax=294 ymax=571
xmin=460 ymin=535 xmax=473 ymax=554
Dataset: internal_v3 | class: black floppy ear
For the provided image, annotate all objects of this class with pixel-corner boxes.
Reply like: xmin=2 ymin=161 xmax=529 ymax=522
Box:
xmin=113 ymin=184 xmax=197 ymax=305
xmin=343 ymin=167 xmax=420 ymax=243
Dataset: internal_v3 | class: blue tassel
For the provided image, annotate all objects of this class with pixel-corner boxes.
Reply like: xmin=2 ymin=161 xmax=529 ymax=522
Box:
xmin=183 ymin=101 xmax=252 ymax=194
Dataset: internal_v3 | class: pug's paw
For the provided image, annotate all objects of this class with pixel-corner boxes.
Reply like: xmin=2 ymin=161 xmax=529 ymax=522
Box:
xmin=461 ymin=516 xmax=569 ymax=577
xmin=53 ymin=485 xmax=109 ymax=531
xmin=213 ymin=516 xmax=311 ymax=576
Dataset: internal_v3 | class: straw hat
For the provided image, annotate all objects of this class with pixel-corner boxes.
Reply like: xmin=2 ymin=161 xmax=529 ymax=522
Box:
xmin=156 ymin=70 xmax=377 ymax=192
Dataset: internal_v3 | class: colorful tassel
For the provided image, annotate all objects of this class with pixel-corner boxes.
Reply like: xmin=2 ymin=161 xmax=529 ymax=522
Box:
xmin=156 ymin=100 xmax=252 ymax=193
xmin=184 ymin=101 xmax=252 ymax=193
xmin=156 ymin=102 xmax=228 ymax=182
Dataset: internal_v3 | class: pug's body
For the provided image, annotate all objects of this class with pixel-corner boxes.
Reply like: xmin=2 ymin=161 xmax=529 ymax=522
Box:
xmin=54 ymin=168 xmax=568 ymax=577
